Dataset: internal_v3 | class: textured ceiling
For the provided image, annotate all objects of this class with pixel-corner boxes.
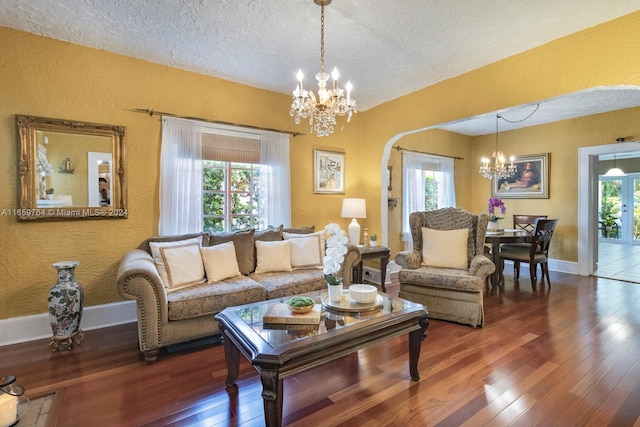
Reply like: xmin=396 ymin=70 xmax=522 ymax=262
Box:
xmin=1 ymin=0 xmax=640 ymax=133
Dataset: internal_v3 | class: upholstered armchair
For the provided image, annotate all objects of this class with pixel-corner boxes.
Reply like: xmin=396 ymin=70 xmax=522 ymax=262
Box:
xmin=394 ymin=208 xmax=495 ymax=327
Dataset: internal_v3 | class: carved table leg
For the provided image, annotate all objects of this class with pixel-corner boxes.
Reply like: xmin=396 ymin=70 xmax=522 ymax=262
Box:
xmin=219 ymin=324 xmax=240 ymax=388
xmin=408 ymin=315 xmax=429 ymax=381
xmin=380 ymin=252 xmax=389 ymax=292
xmin=261 ymin=368 xmax=283 ymax=427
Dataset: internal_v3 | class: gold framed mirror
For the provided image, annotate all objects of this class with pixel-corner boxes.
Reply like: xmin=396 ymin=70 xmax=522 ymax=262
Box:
xmin=17 ymin=115 xmax=127 ymax=220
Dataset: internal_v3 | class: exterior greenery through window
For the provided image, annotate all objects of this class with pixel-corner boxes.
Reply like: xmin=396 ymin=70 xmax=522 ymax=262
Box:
xmin=203 ymin=160 xmax=260 ymax=232
xmin=425 ymin=174 xmax=439 ymax=211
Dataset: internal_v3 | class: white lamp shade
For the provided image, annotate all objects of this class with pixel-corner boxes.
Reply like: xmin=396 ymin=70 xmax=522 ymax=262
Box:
xmin=341 ymin=198 xmax=366 ymax=245
xmin=341 ymin=198 xmax=367 ymax=219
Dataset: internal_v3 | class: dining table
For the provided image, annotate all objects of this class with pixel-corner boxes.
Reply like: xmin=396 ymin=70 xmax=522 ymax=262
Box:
xmin=484 ymin=229 xmax=531 ymax=291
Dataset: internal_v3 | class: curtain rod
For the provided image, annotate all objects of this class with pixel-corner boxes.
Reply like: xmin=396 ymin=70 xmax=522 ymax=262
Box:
xmin=131 ymin=108 xmax=303 ymax=137
xmin=394 ymin=145 xmax=463 ymax=160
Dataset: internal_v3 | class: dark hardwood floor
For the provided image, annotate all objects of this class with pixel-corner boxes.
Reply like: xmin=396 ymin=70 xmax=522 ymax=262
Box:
xmin=3 ymin=270 xmax=640 ymax=426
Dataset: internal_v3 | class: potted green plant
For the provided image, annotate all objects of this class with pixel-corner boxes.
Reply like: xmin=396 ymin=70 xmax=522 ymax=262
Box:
xmin=370 ymin=233 xmax=378 ymax=248
xmin=45 ymin=188 xmax=54 ymax=200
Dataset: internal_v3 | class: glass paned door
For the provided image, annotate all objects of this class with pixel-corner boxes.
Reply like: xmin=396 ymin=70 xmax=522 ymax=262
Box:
xmin=599 ymin=174 xmax=640 ymax=245
xmin=631 ymin=175 xmax=640 ymax=244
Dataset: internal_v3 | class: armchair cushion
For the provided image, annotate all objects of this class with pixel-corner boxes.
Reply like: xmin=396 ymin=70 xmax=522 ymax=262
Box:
xmin=421 ymin=227 xmax=469 ymax=269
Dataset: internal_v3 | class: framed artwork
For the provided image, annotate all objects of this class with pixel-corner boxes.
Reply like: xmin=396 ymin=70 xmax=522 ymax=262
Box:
xmin=314 ymin=149 xmax=345 ymax=194
xmin=492 ymin=153 xmax=549 ymax=199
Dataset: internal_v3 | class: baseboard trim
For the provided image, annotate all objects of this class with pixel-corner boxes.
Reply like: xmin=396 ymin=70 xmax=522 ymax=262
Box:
xmin=0 ymin=300 xmax=137 ymax=346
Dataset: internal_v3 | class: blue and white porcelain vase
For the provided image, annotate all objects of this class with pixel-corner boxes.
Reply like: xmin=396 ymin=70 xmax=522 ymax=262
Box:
xmin=48 ymin=261 xmax=84 ymax=351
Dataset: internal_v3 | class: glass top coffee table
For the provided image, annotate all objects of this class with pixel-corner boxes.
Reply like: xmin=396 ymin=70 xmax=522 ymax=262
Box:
xmin=214 ymin=289 xmax=429 ymax=427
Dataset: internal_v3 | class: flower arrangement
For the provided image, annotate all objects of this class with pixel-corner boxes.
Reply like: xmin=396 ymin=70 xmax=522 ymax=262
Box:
xmin=36 ymin=157 xmax=53 ymax=176
xmin=488 ymin=197 xmax=506 ymax=222
xmin=323 ymin=223 xmax=349 ymax=286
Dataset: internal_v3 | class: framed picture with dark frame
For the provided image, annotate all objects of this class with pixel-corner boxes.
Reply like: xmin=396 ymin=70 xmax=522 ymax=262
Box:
xmin=491 ymin=153 xmax=549 ymax=199
xmin=314 ymin=149 xmax=345 ymax=194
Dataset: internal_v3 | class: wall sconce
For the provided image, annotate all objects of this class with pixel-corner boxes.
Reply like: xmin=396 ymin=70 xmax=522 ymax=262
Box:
xmin=388 ymin=197 xmax=399 ymax=210
xmin=0 ymin=375 xmax=29 ymax=426
xmin=58 ymin=157 xmax=77 ymax=174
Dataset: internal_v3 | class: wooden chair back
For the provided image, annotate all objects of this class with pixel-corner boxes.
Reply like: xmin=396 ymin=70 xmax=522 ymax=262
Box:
xmin=513 ymin=214 xmax=548 ymax=233
xmin=530 ymin=219 xmax=558 ymax=258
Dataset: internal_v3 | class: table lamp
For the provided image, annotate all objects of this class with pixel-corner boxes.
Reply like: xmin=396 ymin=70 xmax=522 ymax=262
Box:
xmin=341 ymin=198 xmax=367 ymax=245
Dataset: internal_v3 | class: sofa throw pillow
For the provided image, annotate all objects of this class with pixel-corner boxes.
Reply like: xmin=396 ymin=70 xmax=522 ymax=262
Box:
xmin=149 ymin=236 xmax=204 ymax=289
xmin=200 ymin=241 xmax=241 ymax=282
xmin=283 ymin=225 xmax=315 ymax=234
xmin=158 ymin=243 xmax=205 ymax=291
xmin=254 ymin=240 xmax=293 ymax=274
xmin=421 ymin=227 xmax=469 ymax=269
xmin=139 ymin=232 xmax=208 ymax=253
xmin=283 ymin=233 xmax=324 ymax=269
xmin=254 ymin=225 xmax=284 ymax=242
xmin=209 ymin=228 xmax=255 ymax=275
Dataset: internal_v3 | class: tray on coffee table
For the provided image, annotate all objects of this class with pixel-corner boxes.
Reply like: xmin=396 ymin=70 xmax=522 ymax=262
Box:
xmin=321 ymin=291 xmax=383 ymax=313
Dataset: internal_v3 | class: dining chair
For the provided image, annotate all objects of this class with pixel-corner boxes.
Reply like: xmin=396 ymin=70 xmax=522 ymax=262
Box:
xmin=499 ymin=219 xmax=558 ymax=286
xmin=503 ymin=214 xmax=548 ymax=278
xmin=513 ymin=214 xmax=548 ymax=232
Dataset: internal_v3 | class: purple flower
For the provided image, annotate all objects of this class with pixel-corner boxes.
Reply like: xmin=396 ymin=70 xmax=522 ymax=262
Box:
xmin=488 ymin=197 xmax=506 ymax=221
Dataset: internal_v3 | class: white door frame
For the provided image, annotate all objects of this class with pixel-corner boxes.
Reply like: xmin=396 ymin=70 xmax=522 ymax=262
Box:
xmin=577 ymin=141 xmax=639 ymax=275
xmin=87 ymin=151 xmax=112 ymax=207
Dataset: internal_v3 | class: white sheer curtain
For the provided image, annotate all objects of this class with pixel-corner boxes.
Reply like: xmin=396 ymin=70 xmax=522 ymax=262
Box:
xmin=259 ymin=132 xmax=291 ymax=228
xmin=158 ymin=116 xmax=203 ymax=235
xmin=402 ymin=151 xmax=426 ymax=250
xmin=401 ymin=151 xmax=457 ymax=250
xmin=439 ymin=157 xmax=456 ymax=207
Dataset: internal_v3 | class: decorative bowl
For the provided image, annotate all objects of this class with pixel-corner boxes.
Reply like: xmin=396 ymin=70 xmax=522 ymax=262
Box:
xmin=348 ymin=284 xmax=378 ymax=304
xmin=287 ymin=296 xmax=315 ymax=313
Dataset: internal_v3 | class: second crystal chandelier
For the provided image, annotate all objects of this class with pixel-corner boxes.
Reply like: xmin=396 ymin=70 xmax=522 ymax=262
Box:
xmin=290 ymin=0 xmax=357 ymax=137
xmin=479 ymin=114 xmax=517 ymax=180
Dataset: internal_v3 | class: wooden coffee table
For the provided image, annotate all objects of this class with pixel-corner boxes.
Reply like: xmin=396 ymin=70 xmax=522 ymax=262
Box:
xmin=215 ymin=290 xmax=429 ymax=427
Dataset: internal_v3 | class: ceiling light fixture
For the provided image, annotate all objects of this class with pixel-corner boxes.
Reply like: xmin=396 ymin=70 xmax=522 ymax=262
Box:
xmin=290 ymin=0 xmax=357 ymax=137
xmin=479 ymin=114 xmax=516 ymax=180
xmin=604 ymin=137 xmax=627 ymax=176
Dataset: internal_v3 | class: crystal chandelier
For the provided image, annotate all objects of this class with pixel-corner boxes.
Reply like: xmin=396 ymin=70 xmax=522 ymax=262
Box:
xmin=290 ymin=0 xmax=357 ymax=137
xmin=479 ymin=115 xmax=517 ymax=180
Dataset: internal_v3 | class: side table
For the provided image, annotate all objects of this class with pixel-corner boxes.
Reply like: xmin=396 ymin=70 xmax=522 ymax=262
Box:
xmin=352 ymin=246 xmax=391 ymax=292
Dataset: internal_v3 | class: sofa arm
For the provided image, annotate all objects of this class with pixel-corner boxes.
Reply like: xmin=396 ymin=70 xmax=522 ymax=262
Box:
xmin=116 ymin=249 xmax=168 ymax=352
xmin=394 ymin=250 xmax=422 ymax=269
xmin=338 ymin=244 xmax=361 ymax=285
xmin=469 ymin=254 xmax=495 ymax=278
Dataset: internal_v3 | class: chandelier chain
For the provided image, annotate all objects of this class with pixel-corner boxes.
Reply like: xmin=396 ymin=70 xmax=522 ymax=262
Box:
xmin=320 ymin=4 xmax=325 ymax=73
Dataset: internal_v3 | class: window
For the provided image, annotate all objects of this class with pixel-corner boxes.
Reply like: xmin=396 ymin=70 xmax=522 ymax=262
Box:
xmin=203 ymin=160 xmax=260 ymax=232
xmin=401 ymin=151 xmax=456 ymax=249
xmin=159 ymin=117 xmax=290 ymax=236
